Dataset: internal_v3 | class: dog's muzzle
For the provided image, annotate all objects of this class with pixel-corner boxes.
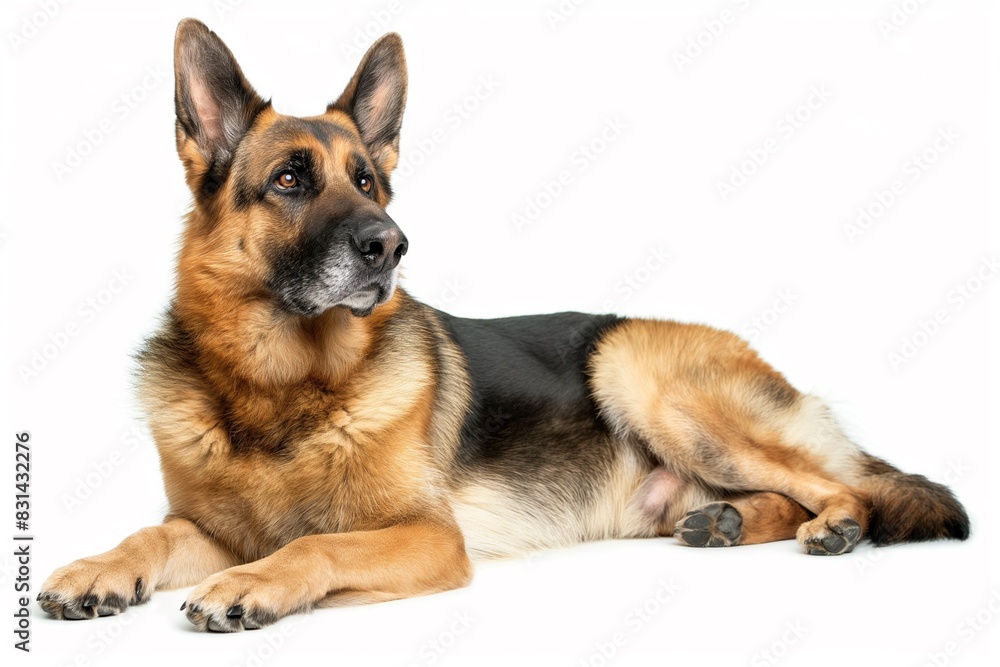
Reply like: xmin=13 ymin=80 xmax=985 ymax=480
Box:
xmin=349 ymin=220 xmax=408 ymax=273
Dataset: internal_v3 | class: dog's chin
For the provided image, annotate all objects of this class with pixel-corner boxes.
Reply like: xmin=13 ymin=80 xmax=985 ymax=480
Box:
xmin=276 ymin=272 xmax=397 ymax=319
xmin=296 ymin=284 xmax=391 ymax=319
xmin=343 ymin=285 xmax=386 ymax=318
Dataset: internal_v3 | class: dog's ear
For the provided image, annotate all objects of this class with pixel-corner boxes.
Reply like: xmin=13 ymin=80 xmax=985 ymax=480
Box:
xmin=330 ymin=33 xmax=407 ymax=175
xmin=173 ymin=18 xmax=269 ymax=196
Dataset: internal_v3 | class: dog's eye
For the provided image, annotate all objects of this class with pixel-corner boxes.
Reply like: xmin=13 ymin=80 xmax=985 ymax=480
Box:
xmin=357 ymin=174 xmax=373 ymax=194
xmin=274 ymin=171 xmax=298 ymax=190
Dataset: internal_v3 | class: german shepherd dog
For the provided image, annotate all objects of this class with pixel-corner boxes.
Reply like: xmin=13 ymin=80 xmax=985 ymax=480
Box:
xmin=40 ymin=19 xmax=969 ymax=632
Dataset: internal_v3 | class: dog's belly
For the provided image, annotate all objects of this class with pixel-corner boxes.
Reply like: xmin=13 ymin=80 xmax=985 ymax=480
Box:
xmin=451 ymin=441 xmax=661 ymax=558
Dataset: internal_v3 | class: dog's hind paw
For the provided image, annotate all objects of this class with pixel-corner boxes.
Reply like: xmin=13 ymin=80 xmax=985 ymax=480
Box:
xmin=797 ymin=514 xmax=862 ymax=555
xmin=674 ymin=502 xmax=744 ymax=547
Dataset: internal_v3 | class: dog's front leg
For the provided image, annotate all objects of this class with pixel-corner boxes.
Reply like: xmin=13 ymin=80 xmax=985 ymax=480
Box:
xmin=182 ymin=520 xmax=472 ymax=632
xmin=38 ymin=516 xmax=239 ymax=619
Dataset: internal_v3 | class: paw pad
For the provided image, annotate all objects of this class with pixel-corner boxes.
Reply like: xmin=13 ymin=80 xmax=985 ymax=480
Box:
xmin=675 ymin=502 xmax=744 ymax=547
xmin=801 ymin=516 xmax=862 ymax=556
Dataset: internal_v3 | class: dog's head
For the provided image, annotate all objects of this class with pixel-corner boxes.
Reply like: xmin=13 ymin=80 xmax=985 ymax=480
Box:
xmin=173 ymin=18 xmax=407 ymax=318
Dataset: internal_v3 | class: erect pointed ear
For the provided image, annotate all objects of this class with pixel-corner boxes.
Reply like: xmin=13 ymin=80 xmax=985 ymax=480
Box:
xmin=329 ymin=33 xmax=407 ymax=175
xmin=173 ymin=18 xmax=269 ymax=195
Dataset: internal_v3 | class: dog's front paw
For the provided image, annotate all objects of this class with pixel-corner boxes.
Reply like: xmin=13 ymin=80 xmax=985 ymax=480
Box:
xmin=38 ymin=557 xmax=151 ymax=620
xmin=183 ymin=564 xmax=308 ymax=632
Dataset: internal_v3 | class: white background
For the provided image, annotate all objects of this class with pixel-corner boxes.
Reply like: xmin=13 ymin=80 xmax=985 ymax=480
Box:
xmin=2 ymin=0 xmax=998 ymax=665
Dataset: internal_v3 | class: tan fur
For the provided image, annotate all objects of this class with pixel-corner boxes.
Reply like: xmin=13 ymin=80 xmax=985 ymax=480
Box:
xmin=41 ymin=25 xmax=474 ymax=628
xmin=39 ymin=19 xmax=966 ymax=631
xmin=589 ymin=319 xmax=870 ymax=552
xmin=729 ymin=492 xmax=814 ymax=545
xmin=38 ymin=518 xmax=238 ymax=620
xmin=183 ymin=522 xmax=471 ymax=630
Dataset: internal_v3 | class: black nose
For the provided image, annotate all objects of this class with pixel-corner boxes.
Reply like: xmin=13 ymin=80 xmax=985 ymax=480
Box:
xmin=350 ymin=221 xmax=408 ymax=271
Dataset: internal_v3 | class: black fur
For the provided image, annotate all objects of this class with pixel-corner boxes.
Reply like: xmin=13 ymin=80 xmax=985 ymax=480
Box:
xmin=438 ymin=311 xmax=625 ymax=501
xmin=862 ymin=454 xmax=971 ymax=545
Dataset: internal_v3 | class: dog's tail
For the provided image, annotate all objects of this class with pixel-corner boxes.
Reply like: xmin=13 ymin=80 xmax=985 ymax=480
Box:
xmin=856 ymin=453 xmax=970 ymax=546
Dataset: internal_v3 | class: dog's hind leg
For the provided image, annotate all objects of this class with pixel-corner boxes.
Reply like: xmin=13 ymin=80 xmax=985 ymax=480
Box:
xmin=590 ymin=319 xmax=871 ymax=555
xmin=674 ymin=492 xmax=812 ymax=547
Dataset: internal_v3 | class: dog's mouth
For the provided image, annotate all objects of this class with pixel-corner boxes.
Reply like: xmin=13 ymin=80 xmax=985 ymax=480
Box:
xmin=270 ymin=238 xmax=401 ymax=319
xmin=339 ymin=284 xmax=387 ymax=318
xmin=277 ymin=276 xmax=395 ymax=319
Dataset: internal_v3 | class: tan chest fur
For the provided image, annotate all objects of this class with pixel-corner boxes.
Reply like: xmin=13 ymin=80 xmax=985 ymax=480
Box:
xmin=160 ymin=424 xmax=438 ymax=562
xmin=140 ymin=315 xmax=448 ymax=563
